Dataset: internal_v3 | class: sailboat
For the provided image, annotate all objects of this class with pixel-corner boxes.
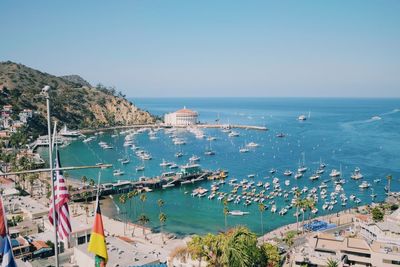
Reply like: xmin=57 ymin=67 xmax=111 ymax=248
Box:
xmin=204 ymin=140 xmax=215 ymax=155
xmin=297 ymin=152 xmax=307 ymax=172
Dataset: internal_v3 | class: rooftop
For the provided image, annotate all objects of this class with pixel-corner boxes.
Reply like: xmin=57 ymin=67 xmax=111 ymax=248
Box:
xmin=75 ymin=236 xmax=161 ymax=266
xmin=175 ymin=107 xmax=197 ymax=115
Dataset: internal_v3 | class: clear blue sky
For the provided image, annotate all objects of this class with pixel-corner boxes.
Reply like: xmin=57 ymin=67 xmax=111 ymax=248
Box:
xmin=1 ymin=0 xmax=399 ymax=97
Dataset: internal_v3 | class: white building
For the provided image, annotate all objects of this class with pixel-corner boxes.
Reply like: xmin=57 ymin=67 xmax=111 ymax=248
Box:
xmin=164 ymin=107 xmax=198 ymax=126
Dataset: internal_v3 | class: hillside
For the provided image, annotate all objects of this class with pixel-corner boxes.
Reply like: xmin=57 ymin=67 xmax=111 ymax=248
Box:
xmin=59 ymin=74 xmax=92 ymax=87
xmin=0 ymin=61 xmax=156 ymax=133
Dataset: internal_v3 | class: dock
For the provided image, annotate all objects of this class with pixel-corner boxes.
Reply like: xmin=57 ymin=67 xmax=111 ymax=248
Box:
xmin=79 ymin=123 xmax=267 ymax=134
xmin=70 ymin=165 xmax=218 ymax=202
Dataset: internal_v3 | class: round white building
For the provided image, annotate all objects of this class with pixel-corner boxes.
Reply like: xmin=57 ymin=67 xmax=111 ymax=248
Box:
xmin=164 ymin=107 xmax=198 ymax=126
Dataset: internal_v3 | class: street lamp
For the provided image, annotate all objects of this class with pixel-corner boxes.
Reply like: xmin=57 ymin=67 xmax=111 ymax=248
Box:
xmin=41 ymin=85 xmax=59 ymax=267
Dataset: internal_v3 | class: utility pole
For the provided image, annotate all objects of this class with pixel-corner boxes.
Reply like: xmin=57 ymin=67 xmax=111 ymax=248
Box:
xmin=41 ymin=85 xmax=59 ymax=267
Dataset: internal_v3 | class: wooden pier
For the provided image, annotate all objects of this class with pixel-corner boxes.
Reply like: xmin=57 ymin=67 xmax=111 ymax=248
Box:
xmin=78 ymin=123 xmax=267 ymax=134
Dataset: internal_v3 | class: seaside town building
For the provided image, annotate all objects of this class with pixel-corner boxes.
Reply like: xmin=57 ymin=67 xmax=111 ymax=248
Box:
xmin=164 ymin=107 xmax=198 ymax=126
xmin=290 ymin=207 xmax=400 ymax=267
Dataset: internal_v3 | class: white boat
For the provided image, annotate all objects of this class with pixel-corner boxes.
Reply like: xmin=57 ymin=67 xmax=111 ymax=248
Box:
xmin=269 ymin=168 xmax=276 ymax=174
xmin=329 ymin=169 xmax=341 ymax=177
xmin=83 ymin=137 xmax=95 ymax=143
xmin=284 ymin=180 xmax=290 ymax=186
xmin=162 ymin=183 xmax=175 ymax=189
xmin=246 ymin=142 xmax=259 ymax=148
xmin=283 ymin=170 xmax=293 ymax=176
xmin=309 ymin=174 xmax=320 ymax=180
xmin=247 ymin=174 xmax=255 ymax=178
xmin=189 ymin=155 xmax=200 ymax=162
xmin=113 ymin=170 xmax=124 ymax=176
xmin=169 ymin=163 xmax=179 ymax=169
xmin=160 ymin=159 xmax=171 ymax=167
xmin=136 ymin=166 xmax=145 ymax=172
xmin=228 ymin=131 xmax=240 ymax=137
xmin=298 ymin=114 xmax=307 ymax=121
xmin=175 ymin=152 xmax=183 ymax=158
xmin=316 ymin=169 xmax=325 ymax=174
xmin=371 ymin=116 xmax=382 ymax=121
xmin=294 ymin=172 xmax=303 ymax=179
xmin=271 ymin=205 xmax=277 ymax=213
xmin=239 ymin=147 xmax=249 ymax=153
xmin=297 ymin=152 xmax=307 ymax=172
xmin=373 ymin=178 xmax=381 ymax=183
xmin=207 ymin=136 xmax=217 ymax=141
xmin=351 ymin=167 xmax=363 ymax=180
xmin=121 ymin=159 xmax=130 ymax=164
xmin=228 ymin=210 xmax=250 ymax=216
xmin=359 ymin=181 xmax=371 ymax=189
xmin=59 ymin=125 xmax=81 ymax=137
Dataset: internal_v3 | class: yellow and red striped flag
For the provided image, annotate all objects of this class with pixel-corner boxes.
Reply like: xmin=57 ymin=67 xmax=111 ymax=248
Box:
xmin=88 ymin=198 xmax=108 ymax=266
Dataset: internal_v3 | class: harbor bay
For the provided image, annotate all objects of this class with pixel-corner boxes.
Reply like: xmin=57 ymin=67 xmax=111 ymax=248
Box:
xmin=38 ymin=97 xmax=400 ymax=236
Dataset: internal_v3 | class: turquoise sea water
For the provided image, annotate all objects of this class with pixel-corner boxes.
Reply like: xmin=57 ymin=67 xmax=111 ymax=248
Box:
xmin=38 ymin=98 xmax=400 ymax=236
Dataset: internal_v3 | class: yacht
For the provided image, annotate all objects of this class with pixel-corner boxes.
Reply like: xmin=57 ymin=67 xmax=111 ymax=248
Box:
xmin=371 ymin=116 xmax=382 ymax=121
xmin=59 ymin=125 xmax=81 ymax=138
xmin=271 ymin=205 xmax=277 ymax=213
xmin=269 ymin=168 xmax=277 ymax=174
xmin=189 ymin=155 xmax=200 ymax=162
xmin=175 ymin=152 xmax=183 ymax=158
xmin=373 ymin=178 xmax=381 ymax=183
xmin=316 ymin=169 xmax=325 ymax=175
xmin=228 ymin=210 xmax=250 ymax=216
xmin=136 ymin=166 xmax=145 ymax=172
xmin=283 ymin=170 xmax=293 ymax=176
xmin=351 ymin=167 xmax=363 ymax=180
xmin=169 ymin=163 xmax=179 ymax=169
xmin=239 ymin=147 xmax=249 ymax=153
xmin=228 ymin=131 xmax=240 ymax=137
xmin=298 ymin=114 xmax=307 ymax=121
xmin=160 ymin=159 xmax=171 ymax=167
xmin=294 ymin=172 xmax=303 ymax=179
xmin=246 ymin=142 xmax=259 ymax=148
xmin=113 ymin=169 xmax=124 ymax=176
xmin=121 ymin=159 xmax=130 ymax=164
xmin=329 ymin=169 xmax=341 ymax=177
xmin=309 ymin=174 xmax=320 ymax=180
xmin=276 ymin=133 xmax=285 ymax=138
xmin=83 ymin=136 xmax=95 ymax=143
xmin=297 ymin=152 xmax=307 ymax=172
xmin=207 ymin=136 xmax=217 ymax=141
xmin=359 ymin=181 xmax=371 ymax=189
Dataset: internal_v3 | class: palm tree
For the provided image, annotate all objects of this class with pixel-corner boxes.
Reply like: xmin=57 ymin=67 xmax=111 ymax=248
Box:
xmin=138 ymin=214 xmax=150 ymax=240
xmin=258 ymin=203 xmax=266 ymax=240
xmin=119 ymin=194 xmax=127 ymax=235
xmin=81 ymin=175 xmax=87 ymax=187
xmin=294 ymin=189 xmax=302 ymax=233
xmin=300 ymin=199 xmax=307 ymax=234
xmin=157 ymin=199 xmax=165 ymax=213
xmin=306 ymin=198 xmax=316 ymax=224
xmin=223 ymin=197 xmax=229 ymax=231
xmin=139 ymin=193 xmax=147 ymax=213
xmin=127 ymin=190 xmax=136 ymax=236
xmin=221 ymin=226 xmax=260 ymax=267
xmin=159 ymin=212 xmax=167 ymax=244
xmin=89 ymin=178 xmax=95 ymax=187
xmin=326 ymin=258 xmax=339 ymax=267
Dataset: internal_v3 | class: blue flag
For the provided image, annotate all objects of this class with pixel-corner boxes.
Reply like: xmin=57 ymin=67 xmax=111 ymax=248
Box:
xmin=1 ymin=236 xmax=16 ymax=267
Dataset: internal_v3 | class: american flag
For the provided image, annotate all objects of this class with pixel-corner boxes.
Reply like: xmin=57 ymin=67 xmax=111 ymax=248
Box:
xmin=49 ymin=149 xmax=72 ymax=240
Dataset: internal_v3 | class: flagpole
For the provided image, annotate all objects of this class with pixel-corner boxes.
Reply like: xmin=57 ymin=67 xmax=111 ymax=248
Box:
xmin=42 ymin=85 xmax=59 ymax=267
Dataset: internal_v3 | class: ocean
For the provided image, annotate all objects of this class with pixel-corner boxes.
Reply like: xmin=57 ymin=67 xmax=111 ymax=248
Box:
xmin=38 ymin=98 xmax=400 ymax=236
